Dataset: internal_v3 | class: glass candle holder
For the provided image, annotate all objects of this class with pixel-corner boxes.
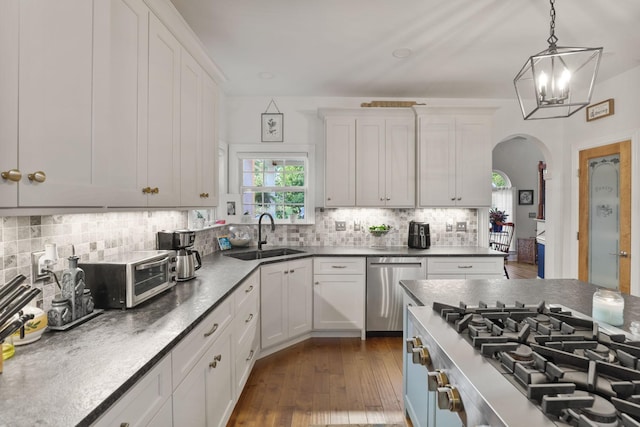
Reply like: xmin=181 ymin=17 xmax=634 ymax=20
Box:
xmin=592 ymin=288 xmax=624 ymax=326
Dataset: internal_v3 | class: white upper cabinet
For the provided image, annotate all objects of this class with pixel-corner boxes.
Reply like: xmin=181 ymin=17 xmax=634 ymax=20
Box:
xmin=324 ymin=116 xmax=356 ymax=207
xmin=356 ymin=116 xmax=415 ymax=207
xmin=93 ymin=0 xmax=150 ymax=206
xmin=146 ymin=13 xmax=181 ymax=206
xmin=416 ymin=108 xmax=493 ymax=207
xmin=0 ymin=0 xmax=19 ymax=207
xmin=180 ymin=49 xmax=219 ymax=207
xmin=16 ymin=0 xmax=99 ymax=207
xmin=1 ymin=0 xmax=220 ymax=211
xmin=320 ymin=108 xmax=415 ymax=208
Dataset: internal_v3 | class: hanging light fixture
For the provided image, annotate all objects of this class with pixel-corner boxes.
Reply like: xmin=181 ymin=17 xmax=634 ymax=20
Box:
xmin=514 ymin=0 xmax=603 ymax=120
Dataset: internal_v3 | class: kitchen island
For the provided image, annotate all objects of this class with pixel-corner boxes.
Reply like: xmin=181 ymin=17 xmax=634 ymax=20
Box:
xmin=400 ymin=279 xmax=640 ymax=426
xmin=0 ymin=246 xmax=502 ymax=427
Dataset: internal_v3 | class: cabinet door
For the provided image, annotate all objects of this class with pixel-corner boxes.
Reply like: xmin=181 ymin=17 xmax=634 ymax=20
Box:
xmin=418 ymin=115 xmax=456 ymax=207
xmin=0 ymin=0 xmax=18 ymax=207
xmin=93 ymin=355 xmax=172 ymax=427
xmin=201 ymin=72 xmax=219 ymax=206
xmin=313 ymin=274 xmax=365 ymax=330
xmin=179 ymin=49 xmax=204 ymax=207
xmin=93 ymin=0 xmax=149 ymax=207
xmin=147 ymin=13 xmax=181 ymax=206
xmin=325 ymin=117 xmax=356 ymax=206
xmin=287 ymin=258 xmax=313 ymax=338
xmin=385 ymin=117 xmax=416 ymax=207
xmin=173 ymin=331 xmax=234 ymax=427
xmin=455 ymin=115 xmax=492 ymax=207
xmin=180 ymin=51 xmax=219 ymax=207
xmin=356 ymin=117 xmax=385 ymax=206
xmin=260 ymin=263 xmax=288 ymax=348
xmin=18 ymin=0 xmax=98 ymax=206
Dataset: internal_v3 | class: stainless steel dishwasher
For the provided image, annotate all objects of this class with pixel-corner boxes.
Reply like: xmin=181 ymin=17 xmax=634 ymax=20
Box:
xmin=366 ymin=257 xmax=427 ymax=334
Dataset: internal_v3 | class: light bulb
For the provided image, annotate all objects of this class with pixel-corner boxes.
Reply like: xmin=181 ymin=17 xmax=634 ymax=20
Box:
xmin=537 ymin=71 xmax=548 ymax=97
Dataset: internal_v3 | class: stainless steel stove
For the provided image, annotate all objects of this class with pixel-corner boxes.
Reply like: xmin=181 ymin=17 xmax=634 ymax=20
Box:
xmin=405 ymin=300 xmax=640 ymax=427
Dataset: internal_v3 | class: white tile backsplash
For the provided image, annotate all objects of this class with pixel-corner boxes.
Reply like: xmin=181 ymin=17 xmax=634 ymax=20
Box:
xmin=0 ymin=207 xmax=478 ymax=311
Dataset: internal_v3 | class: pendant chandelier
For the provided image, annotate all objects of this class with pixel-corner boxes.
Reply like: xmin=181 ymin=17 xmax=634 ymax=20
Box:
xmin=514 ymin=0 xmax=603 ymax=120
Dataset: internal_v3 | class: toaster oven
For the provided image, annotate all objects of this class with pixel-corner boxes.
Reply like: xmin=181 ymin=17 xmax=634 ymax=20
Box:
xmin=80 ymin=250 xmax=177 ymax=309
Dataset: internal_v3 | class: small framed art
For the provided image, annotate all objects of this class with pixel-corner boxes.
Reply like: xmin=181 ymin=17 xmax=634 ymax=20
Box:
xmin=519 ymin=189 xmax=534 ymax=205
xmin=261 ymin=113 xmax=283 ymax=142
xmin=586 ymin=99 xmax=614 ymax=122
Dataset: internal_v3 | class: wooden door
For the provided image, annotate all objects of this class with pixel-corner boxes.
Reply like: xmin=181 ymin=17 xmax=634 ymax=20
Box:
xmin=324 ymin=117 xmax=356 ymax=206
xmin=578 ymin=140 xmax=631 ymax=294
xmin=385 ymin=117 xmax=416 ymax=207
xmin=356 ymin=117 xmax=386 ymax=206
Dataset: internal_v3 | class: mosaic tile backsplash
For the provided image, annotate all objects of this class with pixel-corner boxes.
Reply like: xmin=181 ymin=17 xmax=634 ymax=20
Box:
xmin=0 ymin=207 xmax=477 ymax=311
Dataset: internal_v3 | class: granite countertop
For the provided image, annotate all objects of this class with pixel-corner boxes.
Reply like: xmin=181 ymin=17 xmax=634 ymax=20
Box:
xmin=400 ymin=278 xmax=640 ymax=332
xmin=0 ymin=245 xmax=503 ymax=426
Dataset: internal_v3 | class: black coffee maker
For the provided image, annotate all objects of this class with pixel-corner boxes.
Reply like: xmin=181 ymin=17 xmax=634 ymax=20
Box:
xmin=157 ymin=230 xmax=202 ymax=281
xmin=408 ymin=221 xmax=430 ymax=249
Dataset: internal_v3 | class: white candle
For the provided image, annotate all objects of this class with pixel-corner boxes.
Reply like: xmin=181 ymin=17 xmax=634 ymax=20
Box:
xmin=592 ymin=289 xmax=624 ymax=326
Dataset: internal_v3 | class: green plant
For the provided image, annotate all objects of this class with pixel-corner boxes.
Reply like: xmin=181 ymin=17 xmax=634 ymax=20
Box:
xmin=489 ymin=208 xmax=508 ymax=223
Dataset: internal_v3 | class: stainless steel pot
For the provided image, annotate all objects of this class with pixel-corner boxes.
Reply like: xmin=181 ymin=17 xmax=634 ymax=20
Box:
xmin=175 ymin=248 xmax=201 ymax=281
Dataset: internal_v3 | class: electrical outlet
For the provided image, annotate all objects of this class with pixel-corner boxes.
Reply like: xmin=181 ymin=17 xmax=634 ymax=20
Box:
xmin=446 ymin=223 xmax=453 ymax=232
xmin=354 ymin=220 xmax=361 ymax=231
xmin=335 ymin=220 xmax=346 ymax=231
xmin=456 ymin=221 xmax=467 ymax=232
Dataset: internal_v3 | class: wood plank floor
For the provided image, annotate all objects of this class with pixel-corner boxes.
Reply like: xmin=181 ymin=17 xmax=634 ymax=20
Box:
xmin=229 ymin=260 xmax=537 ymax=426
xmin=505 ymin=259 xmax=538 ymax=279
xmin=228 ymin=337 xmax=408 ymax=427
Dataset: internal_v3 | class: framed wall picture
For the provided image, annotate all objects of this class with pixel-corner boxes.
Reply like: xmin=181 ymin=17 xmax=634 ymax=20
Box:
xmin=586 ymin=98 xmax=614 ymax=122
xmin=261 ymin=113 xmax=283 ymax=142
xmin=519 ymin=189 xmax=534 ymax=205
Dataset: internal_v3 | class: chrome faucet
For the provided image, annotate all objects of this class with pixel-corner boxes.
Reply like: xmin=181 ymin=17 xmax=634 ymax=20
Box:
xmin=258 ymin=213 xmax=275 ymax=250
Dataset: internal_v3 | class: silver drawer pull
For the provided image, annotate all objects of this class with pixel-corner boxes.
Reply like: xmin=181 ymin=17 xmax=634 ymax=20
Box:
xmin=331 ymin=265 xmax=347 ymax=269
xmin=457 ymin=265 xmax=473 ymax=269
xmin=246 ymin=350 xmax=255 ymax=361
xmin=204 ymin=323 xmax=219 ymax=337
xmin=245 ymin=313 xmax=254 ymax=323
xmin=245 ymin=285 xmax=254 ymax=293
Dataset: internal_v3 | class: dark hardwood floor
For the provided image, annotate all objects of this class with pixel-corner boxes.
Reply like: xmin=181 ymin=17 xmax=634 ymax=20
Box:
xmin=228 ymin=259 xmax=538 ymax=426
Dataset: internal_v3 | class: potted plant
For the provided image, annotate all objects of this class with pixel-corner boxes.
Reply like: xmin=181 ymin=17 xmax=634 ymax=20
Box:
xmin=489 ymin=208 xmax=508 ymax=232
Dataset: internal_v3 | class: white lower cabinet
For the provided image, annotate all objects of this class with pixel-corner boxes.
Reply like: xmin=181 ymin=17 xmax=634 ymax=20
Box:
xmin=261 ymin=258 xmax=313 ymax=349
xmin=313 ymin=257 xmax=365 ymax=333
xmin=427 ymin=256 xmax=503 ymax=279
xmin=173 ymin=330 xmax=234 ymax=427
xmin=92 ymin=354 xmax=172 ymax=427
xmin=233 ymin=270 xmax=260 ymax=395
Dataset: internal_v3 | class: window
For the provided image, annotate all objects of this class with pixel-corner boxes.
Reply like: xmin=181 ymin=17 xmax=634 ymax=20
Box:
xmin=241 ymin=158 xmax=307 ymax=220
xmin=229 ymin=144 xmax=315 ymax=224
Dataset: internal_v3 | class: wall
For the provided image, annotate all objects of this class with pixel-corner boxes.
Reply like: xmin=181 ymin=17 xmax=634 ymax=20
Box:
xmin=224 ymin=95 xmax=567 ymax=276
xmin=563 ymin=65 xmax=640 ymax=295
xmin=492 ymin=138 xmax=544 ymax=240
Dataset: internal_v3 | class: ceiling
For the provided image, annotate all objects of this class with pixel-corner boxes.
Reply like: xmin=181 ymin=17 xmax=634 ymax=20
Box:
xmin=170 ymin=0 xmax=640 ymax=99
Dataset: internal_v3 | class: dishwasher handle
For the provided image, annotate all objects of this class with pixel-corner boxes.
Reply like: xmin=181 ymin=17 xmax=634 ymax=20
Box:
xmin=368 ymin=262 xmax=424 ymax=268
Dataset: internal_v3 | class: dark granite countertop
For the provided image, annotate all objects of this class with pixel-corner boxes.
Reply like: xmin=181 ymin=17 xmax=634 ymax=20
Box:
xmin=0 ymin=245 xmax=503 ymax=426
xmin=400 ymin=278 xmax=640 ymax=332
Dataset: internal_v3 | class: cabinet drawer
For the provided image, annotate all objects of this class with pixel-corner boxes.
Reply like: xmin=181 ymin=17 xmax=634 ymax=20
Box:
xmin=313 ymin=257 xmax=365 ymax=275
xmin=234 ymin=269 xmax=260 ymax=311
xmin=427 ymin=257 xmax=503 ymax=275
xmin=93 ymin=354 xmax=172 ymax=427
xmin=234 ymin=294 xmax=260 ymax=348
xmin=172 ymin=297 xmax=233 ymax=389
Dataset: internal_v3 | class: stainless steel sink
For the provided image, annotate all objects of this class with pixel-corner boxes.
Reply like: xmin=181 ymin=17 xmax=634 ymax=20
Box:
xmin=224 ymin=248 xmax=306 ymax=261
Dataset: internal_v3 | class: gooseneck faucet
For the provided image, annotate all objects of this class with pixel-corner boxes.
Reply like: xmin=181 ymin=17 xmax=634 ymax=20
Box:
xmin=258 ymin=213 xmax=275 ymax=250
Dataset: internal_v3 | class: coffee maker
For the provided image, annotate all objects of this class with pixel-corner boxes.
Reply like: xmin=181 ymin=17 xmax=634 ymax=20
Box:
xmin=408 ymin=221 xmax=430 ymax=249
xmin=157 ymin=230 xmax=201 ymax=281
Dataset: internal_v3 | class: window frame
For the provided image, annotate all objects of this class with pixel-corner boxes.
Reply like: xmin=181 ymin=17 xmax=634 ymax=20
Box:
xmin=228 ymin=144 xmax=316 ymax=224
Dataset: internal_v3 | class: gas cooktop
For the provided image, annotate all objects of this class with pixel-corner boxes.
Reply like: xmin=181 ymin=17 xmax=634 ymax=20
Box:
xmin=433 ymin=300 xmax=640 ymax=427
